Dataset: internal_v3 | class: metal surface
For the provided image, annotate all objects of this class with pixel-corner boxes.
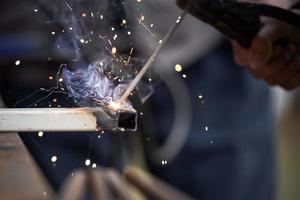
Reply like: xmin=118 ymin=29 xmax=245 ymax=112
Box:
xmin=0 ymin=133 xmax=53 ymax=200
xmin=60 ymin=170 xmax=88 ymax=200
xmin=0 ymin=107 xmax=137 ymax=132
xmin=124 ymin=167 xmax=195 ymax=200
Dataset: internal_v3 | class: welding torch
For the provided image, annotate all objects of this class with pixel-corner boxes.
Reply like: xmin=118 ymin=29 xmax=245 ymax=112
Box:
xmin=178 ymin=0 xmax=300 ymax=48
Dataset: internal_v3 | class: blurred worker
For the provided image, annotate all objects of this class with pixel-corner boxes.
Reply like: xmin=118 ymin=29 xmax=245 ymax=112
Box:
xmin=129 ymin=0 xmax=300 ymax=200
xmin=127 ymin=0 xmax=299 ymax=200
xmin=179 ymin=0 xmax=300 ymax=90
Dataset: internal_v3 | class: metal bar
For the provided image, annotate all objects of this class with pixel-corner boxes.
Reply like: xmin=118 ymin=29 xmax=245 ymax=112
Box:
xmin=124 ymin=167 xmax=195 ymax=200
xmin=60 ymin=170 xmax=87 ymax=200
xmin=89 ymin=170 xmax=114 ymax=200
xmin=0 ymin=107 xmax=137 ymax=132
xmin=102 ymin=169 xmax=134 ymax=200
xmin=0 ymin=133 xmax=54 ymax=200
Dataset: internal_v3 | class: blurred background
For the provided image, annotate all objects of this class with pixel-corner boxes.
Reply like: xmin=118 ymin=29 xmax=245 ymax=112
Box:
xmin=1 ymin=0 xmax=300 ymax=200
xmin=275 ymin=89 xmax=300 ymax=200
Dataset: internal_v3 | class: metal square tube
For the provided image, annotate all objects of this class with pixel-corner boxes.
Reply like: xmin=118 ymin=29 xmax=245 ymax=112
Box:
xmin=0 ymin=107 xmax=137 ymax=132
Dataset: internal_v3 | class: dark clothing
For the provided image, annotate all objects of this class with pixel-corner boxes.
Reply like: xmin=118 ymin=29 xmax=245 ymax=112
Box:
xmin=147 ymin=42 xmax=276 ymax=200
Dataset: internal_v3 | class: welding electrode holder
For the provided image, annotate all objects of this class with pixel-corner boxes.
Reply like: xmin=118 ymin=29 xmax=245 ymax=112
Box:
xmin=186 ymin=0 xmax=300 ymax=48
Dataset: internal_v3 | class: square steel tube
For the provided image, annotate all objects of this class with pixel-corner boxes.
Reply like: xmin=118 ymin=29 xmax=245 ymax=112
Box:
xmin=0 ymin=107 xmax=137 ymax=132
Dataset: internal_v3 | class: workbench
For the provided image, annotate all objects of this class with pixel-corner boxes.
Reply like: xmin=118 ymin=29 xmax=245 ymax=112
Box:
xmin=0 ymin=133 xmax=53 ymax=200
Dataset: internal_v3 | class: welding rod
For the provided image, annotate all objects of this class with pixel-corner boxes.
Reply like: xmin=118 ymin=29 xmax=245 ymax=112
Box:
xmin=118 ymin=10 xmax=187 ymax=105
xmin=0 ymin=107 xmax=137 ymax=132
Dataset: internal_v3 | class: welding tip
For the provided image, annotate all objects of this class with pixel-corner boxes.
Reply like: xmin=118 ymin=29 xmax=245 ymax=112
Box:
xmin=118 ymin=10 xmax=187 ymax=105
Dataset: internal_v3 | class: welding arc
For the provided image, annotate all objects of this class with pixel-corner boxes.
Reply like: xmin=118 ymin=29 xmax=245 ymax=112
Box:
xmin=118 ymin=11 xmax=188 ymax=105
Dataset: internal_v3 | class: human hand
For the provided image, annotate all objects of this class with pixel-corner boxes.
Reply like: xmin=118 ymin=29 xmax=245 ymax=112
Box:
xmin=232 ymin=18 xmax=300 ymax=90
xmin=177 ymin=0 xmax=300 ymax=90
xmin=231 ymin=0 xmax=300 ymax=90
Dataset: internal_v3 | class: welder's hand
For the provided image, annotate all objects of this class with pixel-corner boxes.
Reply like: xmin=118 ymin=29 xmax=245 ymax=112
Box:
xmin=232 ymin=14 xmax=300 ymax=90
xmin=231 ymin=0 xmax=300 ymax=90
xmin=177 ymin=0 xmax=300 ymax=90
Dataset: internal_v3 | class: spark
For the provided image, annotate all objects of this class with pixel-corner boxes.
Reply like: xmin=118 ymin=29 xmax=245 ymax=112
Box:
xmin=113 ymin=34 xmax=118 ymax=40
xmin=51 ymin=156 xmax=58 ymax=163
xmin=112 ymin=47 xmax=117 ymax=54
xmin=139 ymin=15 xmax=145 ymax=22
xmin=198 ymin=95 xmax=203 ymax=99
xmin=175 ymin=64 xmax=182 ymax=72
xmin=98 ymin=34 xmax=108 ymax=39
xmin=38 ymin=131 xmax=44 ymax=137
xmin=81 ymin=13 xmax=87 ymax=17
xmin=34 ymin=9 xmax=38 ymax=12
xmin=66 ymin=2 xmax=72 ymax=11
xmin=51 ymin=31 xmax=56 ymax=35
xmin=92 ymin=163 xmax=97 ymax=168
xmin=85 ymin=159 xmax=91 ymax=166
xmin=15 ymin=60 xmax=21 ymax=66
xmin=182 ymin=74 xmax=187 ymax=79
xmin=126 ymin=47 xmax=134 ymax=65
xmin=80 ymin=38 xmax=85 ymax=43
xmin=176 ymin=16 xmax=182 ymax=24
xmin=137 ymin=17 xmax=157 ymax=39
xmin=49 ymin=76 xmax=53 ymax=80
xmin=161 ymin=160 xmax=168 ymax=165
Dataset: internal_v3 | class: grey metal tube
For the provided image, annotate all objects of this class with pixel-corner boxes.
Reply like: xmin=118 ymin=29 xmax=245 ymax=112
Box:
xmin=0 ymin=107 xmax=137 ymax=132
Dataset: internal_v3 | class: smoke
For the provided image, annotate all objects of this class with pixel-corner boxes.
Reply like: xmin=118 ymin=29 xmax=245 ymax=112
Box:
xmin=53 ymin=0 xmax=144 ymax=108
xmin=62 ymin=57 xmax=132 ymax=108
xmin=13 ymin=0 xmax=154 ymax=109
